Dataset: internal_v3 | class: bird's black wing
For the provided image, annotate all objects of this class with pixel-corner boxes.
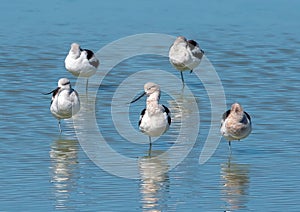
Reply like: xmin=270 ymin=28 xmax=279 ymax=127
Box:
xmin=162 ymin=105 xmax=171 ymax=125
xmin=244 ymin=111 xmax=251 ymax=122
xmin=187 ymin=39 xmax=198 ymax=48
xmin=188 ymin=39 xmax=204 ymax=59
xmin=83 ymin=49 xmax=94 ymax=60
xmin=222 ymin=109 xmax=231 ymax=121
xmin=138 ymin=109 xmax=146 ymax=127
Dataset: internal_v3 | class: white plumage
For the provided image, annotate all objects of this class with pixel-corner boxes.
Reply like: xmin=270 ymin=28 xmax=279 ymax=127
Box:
xmin=65 ymin=43 xmax=99 ymax=93
xmin=46 ymin=78 xmax=80 ymax=133
xmin=169 ymin=36 xmax=204 ymax=84
xmin=131 ymin=82 xmax=171 ymax=149
xmin=220 ymin=103 xmax=252 ymax=149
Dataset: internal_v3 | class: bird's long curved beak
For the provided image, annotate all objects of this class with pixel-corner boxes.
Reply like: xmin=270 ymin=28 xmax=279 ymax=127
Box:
xmin=43 ymin=87 xmax=60 ymax=95
xmin=130 ymin=92 xmax=146 ymax=103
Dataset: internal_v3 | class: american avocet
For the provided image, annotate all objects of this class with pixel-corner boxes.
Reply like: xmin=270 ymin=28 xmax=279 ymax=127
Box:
xmin=130 ymin=82 xmax=171 ymax=151
xmin=64 ymin=43 xmax=100 ymax=93
xmin=169 ymin=36 xmax=204 ymax=84
xmin=220 ymin=103 xmax=252 ymax=150
xmin=45 ymin=78 xmax=80 ymax=133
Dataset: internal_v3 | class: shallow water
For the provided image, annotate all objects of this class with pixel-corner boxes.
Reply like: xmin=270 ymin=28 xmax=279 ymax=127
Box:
xmin=1 ymin=0 xmax=300 ymax=211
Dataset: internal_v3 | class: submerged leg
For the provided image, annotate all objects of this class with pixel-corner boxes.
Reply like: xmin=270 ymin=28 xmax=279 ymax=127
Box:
xmin=228 ymin=141 xmax=232 ymax=154
xmin=58 ymin=120 xmax=62 ymax=134
xmin=148 ymin=136 xmax=152 ymax=157
xmin=227 ymin=153 xmax=232 ymax=168
xmin=86 ymin=78 xmax=89 ymax=96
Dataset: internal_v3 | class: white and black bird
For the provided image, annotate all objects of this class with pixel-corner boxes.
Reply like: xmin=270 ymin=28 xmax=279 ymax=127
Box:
xmin=130 ymin=82 xmax=171 ymax=151
xmin=45 ymin=78 xmax=80 ymax=133
xmin=169 ymin=36 xmax=204 ymax=84
xmin=64 ymin=43 xmax=100 ymax=93
xmin=220 ymin=103 xmax=252 ymax=150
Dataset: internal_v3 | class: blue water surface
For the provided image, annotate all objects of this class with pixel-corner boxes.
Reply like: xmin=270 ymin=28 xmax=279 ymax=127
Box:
xmin=1 ymin=0 xmax=300 ymax=211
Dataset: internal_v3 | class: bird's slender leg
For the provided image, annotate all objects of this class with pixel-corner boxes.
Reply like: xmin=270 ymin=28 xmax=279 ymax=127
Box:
xmin=180 ymin=71 xmax=185 ymax=86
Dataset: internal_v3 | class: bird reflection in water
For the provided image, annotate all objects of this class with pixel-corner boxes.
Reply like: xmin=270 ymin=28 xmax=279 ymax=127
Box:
xmin=220 ymin=156 xmax=250 ymax=211
xmin=139 ymin=151 xmax=170 ymax=212
xmin=167 ymin=91 xmax=195 ymax=123
xmin=49 ymin=139 xmax=79 ymax=210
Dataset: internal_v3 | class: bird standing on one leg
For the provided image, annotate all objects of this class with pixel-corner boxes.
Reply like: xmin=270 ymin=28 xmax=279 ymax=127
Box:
xmin=65 ymin=43 xmax=100 ymax=94
xmin=220 ymin=103 xmax=252 ymax=152
xmin=169 ymin=36 xmax=204 ymax=85
xmin=45 ymin=78 xmax=80 ymax=133
xmin=130 ymin=82 xmax=171 ymax=154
